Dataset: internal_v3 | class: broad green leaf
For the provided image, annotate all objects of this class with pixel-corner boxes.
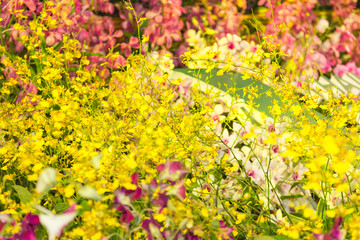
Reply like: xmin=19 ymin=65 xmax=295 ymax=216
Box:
xmin=172 ymin=68 xmax=327 ymax=124
xmin=12 ymin=185 xmax=33 ymax=204
xmin=173 ymin=68 xmax=278 ymax=117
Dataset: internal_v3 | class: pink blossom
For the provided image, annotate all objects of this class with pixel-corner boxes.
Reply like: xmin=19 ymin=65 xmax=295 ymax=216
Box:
xmin=120 ymin=37 xmax=140 ymax=57
xmin=333 ymin=64 xmax=348 ymax=77
xmin=157 ymin=160 xmax=187 ymax=182
xmin=99 ymin=20 xmax=123 ymax=49
xmin=345 ymin=62 xmax=360 ymax=76
xmin=16 ymin=82 xmax=38 ymax=106
xmin=311 ymin=52 xmax=332 ymax=73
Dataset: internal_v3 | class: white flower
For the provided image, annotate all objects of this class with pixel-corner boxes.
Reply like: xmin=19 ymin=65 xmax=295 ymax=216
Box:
xmin=219 ymin=128 xmax=241 ymax=150
xmin=35 ymin=205 xmax=78 ymax=240
xmin=218 ymin=33 xmax=242 ymax=52
xmin=316 ymin=18 xmax=329 ymax=34
xmin=78 ymin=185 xmax=102 ymax=201
xmin=36 ymin=168 xmax=57 ymax=193
xmin=330 ymin=31 xmax=341 ymax=45
xmin=91 ymin=152 xmax=102 ymax=169
xmin=186 ymin=29 xmax=206 ymax=49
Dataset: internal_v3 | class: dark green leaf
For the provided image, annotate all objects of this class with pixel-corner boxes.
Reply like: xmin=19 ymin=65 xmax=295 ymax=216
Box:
xmin=54 ymin=202 xmax=69 ymax=213
xmin=280 ymin=194 xmax=304 ymax=200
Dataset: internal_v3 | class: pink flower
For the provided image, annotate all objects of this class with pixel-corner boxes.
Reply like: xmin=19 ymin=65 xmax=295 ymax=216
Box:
xmin=108 ymin=54 xmax=126 ymax=69
xmin=157 ymin=160 xmax=187 ymax=182
xmin=311 ymin=52 xmax=332 ymax=73
xmin=120 ymin=37 xmax=140 ymax=57
xmin=15 ymin=82 xmax=38 ymax=106
xmin=99 ymin=21 xmax=123 ymax=49
xmin=333 ymin=64 xmax=348 ymax=77
xmin=280 ymin=32 xmax=296 ymax=56
xmin=314 ymin=217 xmax=343 ymax=240
xmin=76 ymin=29 xmax=90 ymax=43
xmin=345 ymin=62 xmax=360 ymax=76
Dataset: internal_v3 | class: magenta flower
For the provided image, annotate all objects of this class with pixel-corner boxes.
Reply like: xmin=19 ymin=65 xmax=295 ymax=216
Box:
xmin=116 ymin=205 xmax=135 ymax=224
xmin=152 ymin=191 xmax=169 ymax=209
xmin=141 ymin=216 xmax=163 ymax=240
xmin=219 ymin=220 xmax=234 ymax=240
xmin=167 ymin=180 xmax=186 ymax=200
xmin=313 ymin=217 xmax=343 ymax=240
xmin=157 ymin=160 xmax=187 ymax=182
xmin=7 ymin=213 xmax=40 ymax=240
xmin=114 ymin=173 xmax=142 ymax=205
xmin=113 ymin=173 xmax=142 ymax=224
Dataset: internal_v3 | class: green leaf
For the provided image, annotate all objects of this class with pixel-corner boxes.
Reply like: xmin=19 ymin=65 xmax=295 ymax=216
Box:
xmin=253 ymin=235 xmax=297 ymax=240
xmin=280 ymin=194 xmax=304 ymax=200
xmin=54 ymin=41 xmax=64 ymax=51
xmin=12 ymin=185 xmax=33 ymax=204
xmin=273 ymin=235 xmax=298 ymax=240
xmin=253 ymin=236 xmax=275 ymax=240
xmin=35 ymin=225 xmax=47 ymax=240
xmin=78 ymin=200 xmax=91 ymax=214
xmin=173 ymin=68 xmax=278 ymax=117
xmin=316 ymin=198 xmax=328 ymax=219
xmin=172 ymin=68 xmax=327 ymax=124
xmin=210 ymin=232 xmax=218 ymax=240
xmin=211 ymin=220 xmax=220 ymax=229
xmin=54 ymin=202 xmax=69 ymax=213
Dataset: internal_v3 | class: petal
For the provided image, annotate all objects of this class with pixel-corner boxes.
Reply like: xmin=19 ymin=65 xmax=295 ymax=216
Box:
xmin=112 ymin=30 xmax=123 ymax=38
xmin=23 ymin=0 xmax=36 ymax=12
xmin=129 ymin=37 xmax=140 ymax=48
